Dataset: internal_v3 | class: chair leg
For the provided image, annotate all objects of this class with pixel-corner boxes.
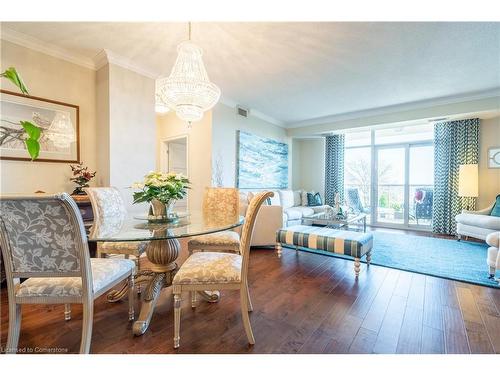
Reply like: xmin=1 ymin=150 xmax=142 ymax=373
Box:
xmin=174 ymin=293 xmax=182 ymax=349
xmin=354 ymin=257 xmax=361 ymax=278
xmin=79 ymin=301 xmax=93 ymax=354
xmin=6 ymin=302 xmax=21 ymax=354
xmin=489 ymin=266 xmax=496 ymax=279
xmin=64 ymin=304 xmax=72 ymax=321
xmin=240 ymin=286 xmax=255 ymax=345
xmin=275 ymin=243 xmax=282 ymax=258
xmin=191 ymin=291 xmax=197 ymax=308
xmin=366 ymin=252 xmax=372 ymax=266
xmin=246 ymin=281 xmax=253 ymax=312
xmin=128 ymin=274 xmax=135 ymax=321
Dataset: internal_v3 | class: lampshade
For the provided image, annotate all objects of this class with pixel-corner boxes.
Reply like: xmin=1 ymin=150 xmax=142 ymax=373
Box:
xmin=458 ymin=164 xmax=478 ymax=197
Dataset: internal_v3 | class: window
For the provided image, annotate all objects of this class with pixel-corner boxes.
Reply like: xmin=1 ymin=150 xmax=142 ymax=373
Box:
xmin=344 ymin=124 xmax=434 ymax=229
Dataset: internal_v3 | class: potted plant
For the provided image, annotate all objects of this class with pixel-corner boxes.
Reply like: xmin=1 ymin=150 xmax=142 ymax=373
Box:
xmin=70 ymin=163 xmax=96 ymax=195
xmin=131 ymin=171 xmax=190 ymax=222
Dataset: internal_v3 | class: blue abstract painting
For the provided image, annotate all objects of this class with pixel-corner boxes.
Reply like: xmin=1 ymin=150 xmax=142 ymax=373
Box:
xmin=236 ymin=131 xmax=288 ymax=189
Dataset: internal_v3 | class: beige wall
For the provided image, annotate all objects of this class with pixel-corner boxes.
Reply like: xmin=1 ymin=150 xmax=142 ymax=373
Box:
xmin=106 ymin=64 xmax=156 ymax=212
xmin=292 ymin=138 xmax=325 ymax=197
xmin=478 ymin=116 xmax=500 ymax=208
xmin=156 ymin=111 xmax=212 ymax=213
xmin=211 ymin=103 xmax=291 ymax=189
xmin=0 ymin=40 xmax=97 ymax=194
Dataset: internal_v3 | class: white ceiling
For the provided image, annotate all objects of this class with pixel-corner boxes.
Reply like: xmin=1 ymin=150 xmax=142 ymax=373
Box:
xmin=2 ymin=22 xmax=500 ymax=127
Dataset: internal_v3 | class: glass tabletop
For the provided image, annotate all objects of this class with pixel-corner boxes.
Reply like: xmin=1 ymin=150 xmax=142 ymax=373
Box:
xmin=88 ymin=211 xmax=244 ymax=242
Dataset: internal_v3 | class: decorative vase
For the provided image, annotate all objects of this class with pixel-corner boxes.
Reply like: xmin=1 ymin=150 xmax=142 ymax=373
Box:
xmin=148 ymin=199 xmax=178 ymax=223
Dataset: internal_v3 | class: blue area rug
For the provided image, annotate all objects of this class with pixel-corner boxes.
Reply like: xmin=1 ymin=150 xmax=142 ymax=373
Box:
xmin=369 ymin=232 xmax=498 ymax=288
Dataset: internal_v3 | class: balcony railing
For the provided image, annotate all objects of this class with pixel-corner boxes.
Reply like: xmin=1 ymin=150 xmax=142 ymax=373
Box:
xmin=345 ymin=184 xmax=433 ymax=226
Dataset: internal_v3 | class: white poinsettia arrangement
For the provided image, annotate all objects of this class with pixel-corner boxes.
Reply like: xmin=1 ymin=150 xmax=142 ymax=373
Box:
xmin=131 ymin=171 xmax=190 ymax=205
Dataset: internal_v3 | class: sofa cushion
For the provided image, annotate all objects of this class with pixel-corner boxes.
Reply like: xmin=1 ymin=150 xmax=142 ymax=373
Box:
xmin=289 ymin=206 xmax=315 ymax=218
xmin=279 ymin=190 xmax=295 ymax=209
xmin=284 ymin=207 xmax=303 ymax=220
xmin=455 ymin=213 xmax=500 ymax=230
xmin=490 ymin=195 xmax=500 ymax=217
xmin=293 ymin=190 xmax=302 ymax=206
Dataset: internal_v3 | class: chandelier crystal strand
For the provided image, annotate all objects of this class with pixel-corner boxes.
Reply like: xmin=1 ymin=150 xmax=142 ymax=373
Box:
xmin=46 ymin=111 xmax=75 ymax=148
xmin=156 ymin=22 xmax=221 ymax=124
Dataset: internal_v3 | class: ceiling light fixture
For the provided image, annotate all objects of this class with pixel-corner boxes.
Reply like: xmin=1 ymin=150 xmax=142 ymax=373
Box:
xmin=156 ymin=22 xmax=221 ymax=125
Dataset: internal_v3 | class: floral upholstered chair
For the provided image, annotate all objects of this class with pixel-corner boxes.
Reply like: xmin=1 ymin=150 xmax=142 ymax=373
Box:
xmin=0 ymin=193 xmax=136 ymax=354
xmin=187 ymin=187 xmax=241 ymax=254
xmin=85 ymin=187 xmax=148 ymax=293
xmin=172 ymin=191 xmax=273 ymax=349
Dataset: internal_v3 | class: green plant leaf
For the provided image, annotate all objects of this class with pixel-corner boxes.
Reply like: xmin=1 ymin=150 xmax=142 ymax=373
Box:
xmin=20 ymin=121 xmax=41 ymax=141
xmin=1 ymin=67 xmax=29 ymax=95
xmin=25 ymin=138 xmax=40 ymax=160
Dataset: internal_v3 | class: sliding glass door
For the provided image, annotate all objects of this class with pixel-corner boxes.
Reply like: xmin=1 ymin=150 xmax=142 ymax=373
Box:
xmin=375 ymin=146 xmax=406 ymax=225
xmin=344 ymin=124 xmax=434 ymax=230
xmin=373 ymin=143 xmax=434 ymax=228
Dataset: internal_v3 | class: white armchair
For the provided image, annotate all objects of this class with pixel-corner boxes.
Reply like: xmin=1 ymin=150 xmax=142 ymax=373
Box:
xmin=486 ymin=232 xmax=499 ymax=281
xmin=455 ymin=203 xmax=500 ymax=241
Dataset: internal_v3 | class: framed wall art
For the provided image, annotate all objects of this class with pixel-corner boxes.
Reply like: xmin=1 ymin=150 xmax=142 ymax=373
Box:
xmin=488 ymin=147 xmax=500 ymax=169
xmin=236 ymin=130 xmax=288 ymax=189
xmin=0 ymin=89 xmax=80 ymax=163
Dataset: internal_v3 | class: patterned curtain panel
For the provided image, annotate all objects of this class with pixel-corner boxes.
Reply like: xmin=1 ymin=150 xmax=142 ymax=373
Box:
xmin=433 ymin=118 xmax=480 ymax=235
xmin=324 ymin=134 xmax=345 ymax=206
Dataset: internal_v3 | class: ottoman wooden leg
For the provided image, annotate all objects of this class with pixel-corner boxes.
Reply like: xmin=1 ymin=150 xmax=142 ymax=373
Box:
xmin=275 ymin=243 xmax=282 ymax=258
xmin=366 ymin=251 xmax=372 ymax=266
xmin=354 ymin=257 xmax=361 ymax=277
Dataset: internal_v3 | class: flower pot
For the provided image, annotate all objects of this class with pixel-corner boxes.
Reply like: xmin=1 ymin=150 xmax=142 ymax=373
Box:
xmin=148 ymin=199 xmax=178 ymax=223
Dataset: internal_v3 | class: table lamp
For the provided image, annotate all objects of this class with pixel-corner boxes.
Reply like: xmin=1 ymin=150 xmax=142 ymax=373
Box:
xmin=458 ymin=164 xmax=478 ymax=210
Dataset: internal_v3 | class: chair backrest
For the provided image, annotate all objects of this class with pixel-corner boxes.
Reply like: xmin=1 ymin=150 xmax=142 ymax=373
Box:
xmin=240 ymin=191 xmax=274 ymax=281
xmin=202 ymin=187 xmax=240 ymax=223
xmin=346 ymin=188 xmax=364 ymax=213
xmin=84 ymin=187 xmax=127 ymax=221
xmin=415 ymin=188 xmax=434 ymax=219
xmin=0 ymin=194 xmax=92 ymax=291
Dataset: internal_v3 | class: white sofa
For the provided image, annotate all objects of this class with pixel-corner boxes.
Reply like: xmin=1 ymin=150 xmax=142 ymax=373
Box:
xmin=455 ymin=202 xmax=500 ymax=241
xmin=486 ymin=232 xmax=499 ymax=281
xmin=239 ymin=190 xmax=332 ymax=246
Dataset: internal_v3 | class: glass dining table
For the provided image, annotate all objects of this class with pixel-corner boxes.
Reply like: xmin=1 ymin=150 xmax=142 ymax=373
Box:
xmin=87 ymin=211 xmax=244 ymax=336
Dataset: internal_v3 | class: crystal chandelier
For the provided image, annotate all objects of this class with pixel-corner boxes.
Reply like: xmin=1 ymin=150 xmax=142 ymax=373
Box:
xmin=46 ymin=111 xmax=75 ymax=148
xmin=156 ymin=22 xmax=221 ymax=124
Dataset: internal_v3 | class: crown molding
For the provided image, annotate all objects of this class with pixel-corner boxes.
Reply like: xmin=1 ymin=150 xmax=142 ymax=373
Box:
xmin=286 ymin=88 xmax=500 ymax=129
xmin=1 ymin=27 xmax=160 ymax=79
xmin=219 ymin=97 xmax=285 ymax=127
xmin=1 ymin=27 xmax=96 ymax=70
xmin=93 ymin=49 xmax=159 ymax=79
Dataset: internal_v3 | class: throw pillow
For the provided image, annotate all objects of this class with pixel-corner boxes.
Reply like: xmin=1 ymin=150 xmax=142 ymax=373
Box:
xmin=491 ymin=194 xmax=500 ymax=217
xmin=307 ymin=192 xmax=322 ymax=206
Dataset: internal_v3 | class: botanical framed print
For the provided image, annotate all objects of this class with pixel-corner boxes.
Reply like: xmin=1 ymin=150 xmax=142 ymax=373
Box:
xmin=488 ymin=147 xmax=500 ymax=168
xmin=0 ymin=90 xmax=80 ymax=163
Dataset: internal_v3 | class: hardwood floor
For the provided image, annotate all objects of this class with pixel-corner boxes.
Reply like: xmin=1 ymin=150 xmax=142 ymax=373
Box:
xmin=1 ymin=239 xmax=499 ymax=354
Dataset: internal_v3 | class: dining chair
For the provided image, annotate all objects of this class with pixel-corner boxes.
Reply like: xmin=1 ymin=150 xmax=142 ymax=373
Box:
xmin=84 ymin=187 xmax=148 ymax=295
xmin=172 ymin=191 xmax=273 ymax=349
xmin=187 ymin=187 xmax=241 ymax=255
xmin=0 ymin=193 xmax=136 ymax=354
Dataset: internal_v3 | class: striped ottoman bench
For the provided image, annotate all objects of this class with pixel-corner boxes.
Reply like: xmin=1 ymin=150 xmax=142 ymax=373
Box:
xmin=275 ymin=225 xmax=373 ymax=277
